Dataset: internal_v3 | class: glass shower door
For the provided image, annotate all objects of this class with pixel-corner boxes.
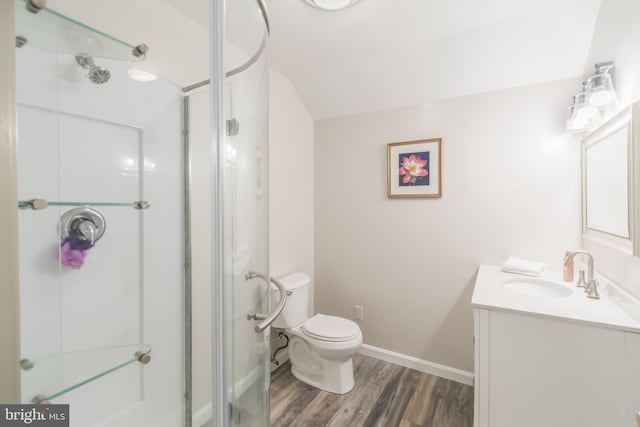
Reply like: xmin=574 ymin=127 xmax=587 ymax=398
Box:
xmin=189 ymin=1 xmax=271 ymax=425
xmin=223 ymin=1 xmax=270 ymax=426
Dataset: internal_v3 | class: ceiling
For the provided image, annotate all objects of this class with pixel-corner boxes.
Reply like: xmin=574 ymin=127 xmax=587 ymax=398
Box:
xmin=267 ymin=0 xmax=602 ymax=119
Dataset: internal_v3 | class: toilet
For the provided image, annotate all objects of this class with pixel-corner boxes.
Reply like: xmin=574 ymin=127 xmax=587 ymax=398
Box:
xmin=271 ymin=272 xmax=362 ymax=394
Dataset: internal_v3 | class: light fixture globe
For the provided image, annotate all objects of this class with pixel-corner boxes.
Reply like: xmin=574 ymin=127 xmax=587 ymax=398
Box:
xmin=567 ymin=91 xmax=602 ymax=134
xmin=585 ymin=62 xmax=620 ymax=120
xmin=304 ymin=0 xmax=362 ymax=10
xmin=587 ymin=73 xmax=613 ymax=106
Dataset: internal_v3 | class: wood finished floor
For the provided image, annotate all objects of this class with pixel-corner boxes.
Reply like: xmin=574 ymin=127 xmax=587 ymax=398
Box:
xmin=269 ymin=354 xmax=473 ymax=427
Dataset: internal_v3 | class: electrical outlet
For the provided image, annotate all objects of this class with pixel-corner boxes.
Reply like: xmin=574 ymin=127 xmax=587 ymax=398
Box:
xmin=354 ymin=305 xmax=364 ymax=321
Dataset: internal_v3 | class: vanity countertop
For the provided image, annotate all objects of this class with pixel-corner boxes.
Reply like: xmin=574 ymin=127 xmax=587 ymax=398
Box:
xmin=472 ymin=265 xmax=640 ymax=334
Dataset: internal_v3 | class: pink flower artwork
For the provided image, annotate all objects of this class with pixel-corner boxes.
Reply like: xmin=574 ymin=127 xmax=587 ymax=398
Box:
xmin=398 ymin=153 xmax=429 ymax=185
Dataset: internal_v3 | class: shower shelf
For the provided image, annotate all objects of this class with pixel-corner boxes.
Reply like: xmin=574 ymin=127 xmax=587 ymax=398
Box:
xmin=21 ymin=344 xmax=152 ymax=404
xmin=15 ymin=0 xmax=146 ymax=61
xmin=18 ymin=200 xmax=150 ymax=210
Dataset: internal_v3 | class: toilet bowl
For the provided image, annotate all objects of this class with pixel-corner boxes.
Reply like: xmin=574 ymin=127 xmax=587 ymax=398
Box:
xmin=271 ymin=273 xmax=362 ymax=394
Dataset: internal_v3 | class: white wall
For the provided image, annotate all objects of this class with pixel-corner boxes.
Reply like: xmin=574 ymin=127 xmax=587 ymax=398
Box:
xmin=314 ymin=79 xmax=582 ymax=372
xmin=268 ymin=70 xmax=314 ymax=367
xmin=269 ymin=70 xmax=315 ymax=288
xmin=581 ymin=0 xmax=640 ymax=300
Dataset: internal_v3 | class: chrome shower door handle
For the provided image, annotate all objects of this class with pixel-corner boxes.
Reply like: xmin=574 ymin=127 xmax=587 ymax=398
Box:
xmin=245 ymin=271 xmax=287 ymax=333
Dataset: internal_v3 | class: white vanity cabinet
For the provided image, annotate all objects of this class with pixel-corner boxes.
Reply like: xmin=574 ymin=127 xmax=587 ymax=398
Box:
xmin=473 ymin=308 xmax=640 ymax=427
xmin=627 ymin=332 xmax=640 ymax=427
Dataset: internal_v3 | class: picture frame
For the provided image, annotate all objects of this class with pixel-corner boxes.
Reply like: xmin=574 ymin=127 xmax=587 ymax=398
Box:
xmin=387 ymin=138 xmax=442 ymax=199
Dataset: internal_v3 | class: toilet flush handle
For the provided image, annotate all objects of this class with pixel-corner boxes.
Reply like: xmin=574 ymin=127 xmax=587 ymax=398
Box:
xmin=245 ymin=271 xmax=288 ymax=333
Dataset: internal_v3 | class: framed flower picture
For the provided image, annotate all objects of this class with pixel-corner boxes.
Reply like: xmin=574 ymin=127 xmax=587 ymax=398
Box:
xmin=387 ymin=138 xmax=442 ymax=198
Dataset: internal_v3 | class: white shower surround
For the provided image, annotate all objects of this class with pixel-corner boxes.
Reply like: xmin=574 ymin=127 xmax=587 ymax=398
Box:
xmin=16 ymin=46 xmax=184 ymax=426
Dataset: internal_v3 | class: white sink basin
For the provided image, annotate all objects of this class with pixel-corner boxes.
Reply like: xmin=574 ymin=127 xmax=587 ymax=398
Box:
xmin=504 ymin=278 xmax=572 ymax=298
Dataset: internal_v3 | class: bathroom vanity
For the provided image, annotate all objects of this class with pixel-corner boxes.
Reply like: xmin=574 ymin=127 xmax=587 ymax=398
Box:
xmin=472 ymin=266 xmax=640 ymax=427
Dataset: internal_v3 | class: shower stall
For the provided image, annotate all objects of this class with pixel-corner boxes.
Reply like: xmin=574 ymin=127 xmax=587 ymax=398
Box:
xmin=9 ymin=0 xmax=274 ymax=426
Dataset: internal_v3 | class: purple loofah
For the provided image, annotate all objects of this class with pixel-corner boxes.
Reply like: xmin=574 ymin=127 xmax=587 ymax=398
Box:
xmin=60 ymin=241 xmax=86 ymax=269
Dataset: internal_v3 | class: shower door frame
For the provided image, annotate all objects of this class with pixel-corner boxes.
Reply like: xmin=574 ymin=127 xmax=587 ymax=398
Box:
xmin=210 ymin=1 xmax=228 ymax=426
xmin=0 ymin=0 xmax=21 ymax=405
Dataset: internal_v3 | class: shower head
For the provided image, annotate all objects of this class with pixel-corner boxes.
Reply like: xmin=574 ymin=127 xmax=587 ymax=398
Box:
xmin=88 ymin=67 xmax=111 ymax=85
xmin=75 ymin=53 xmax=111 ymax=85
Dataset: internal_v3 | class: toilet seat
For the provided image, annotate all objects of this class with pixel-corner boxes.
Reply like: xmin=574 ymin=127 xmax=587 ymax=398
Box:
xmin=302 ymin=314 xmax=361 ymax=342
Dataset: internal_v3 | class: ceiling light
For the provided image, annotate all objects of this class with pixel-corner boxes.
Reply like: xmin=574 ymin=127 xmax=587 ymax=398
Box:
xmin=303 ymin=0 xmax=362 ymax=11
xmin=128 ymin=68 xmax=157 ymax=82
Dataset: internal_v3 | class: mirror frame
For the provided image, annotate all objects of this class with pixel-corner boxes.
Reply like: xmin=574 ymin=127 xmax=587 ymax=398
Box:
xmin=582 ymin=101 xmax=640 ymax=256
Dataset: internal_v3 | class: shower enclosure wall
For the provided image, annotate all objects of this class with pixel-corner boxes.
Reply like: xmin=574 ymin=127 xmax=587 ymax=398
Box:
xmin=15 ymin=5 xmax=184 ymax=425
xmin=9 ymin=0 xmax=272 ymax=426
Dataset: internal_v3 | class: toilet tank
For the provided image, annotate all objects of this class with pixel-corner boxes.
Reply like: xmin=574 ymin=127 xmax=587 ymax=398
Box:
xmin=271 ymin=272 xmax=310 ymax=329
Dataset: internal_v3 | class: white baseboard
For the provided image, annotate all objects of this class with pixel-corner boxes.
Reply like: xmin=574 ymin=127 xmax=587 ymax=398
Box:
xmin=358 ymin=343 xmax=474 ymax=386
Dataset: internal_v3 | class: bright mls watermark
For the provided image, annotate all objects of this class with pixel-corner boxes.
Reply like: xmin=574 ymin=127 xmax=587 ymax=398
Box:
xmin=0 ymin=405 xmax=69 ymax=426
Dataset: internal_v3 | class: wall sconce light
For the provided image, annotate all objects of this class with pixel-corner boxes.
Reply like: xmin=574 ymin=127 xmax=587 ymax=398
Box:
xmin=566 ymin=61 xmax=619 ymax=134
xmin=567 ymin=88 xmax=602 ymax=134
xmin=586 ymin=62 xmax=619 ymax=116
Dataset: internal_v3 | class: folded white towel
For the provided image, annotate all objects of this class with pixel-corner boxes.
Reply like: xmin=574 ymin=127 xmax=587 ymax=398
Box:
xmin=501 ymin=256 xmax=545 ymax=276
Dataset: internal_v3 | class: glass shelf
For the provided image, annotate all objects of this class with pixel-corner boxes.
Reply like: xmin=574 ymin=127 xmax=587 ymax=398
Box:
xmin=21 ymin=344 xmax=151 ymax=404
xmin=18 ymin=200 xmax=150 ymax=210
xmin=15 ymin=0 xmax=145 ymax=61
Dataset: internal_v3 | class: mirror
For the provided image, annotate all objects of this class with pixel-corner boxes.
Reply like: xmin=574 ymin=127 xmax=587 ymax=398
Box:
xmin=582 ymin=101 xmax=640 ymax=255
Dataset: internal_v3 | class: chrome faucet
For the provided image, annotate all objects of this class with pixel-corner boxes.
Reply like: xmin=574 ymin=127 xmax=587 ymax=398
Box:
xmin=564 ymin=250 xmax=600 ymax=299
